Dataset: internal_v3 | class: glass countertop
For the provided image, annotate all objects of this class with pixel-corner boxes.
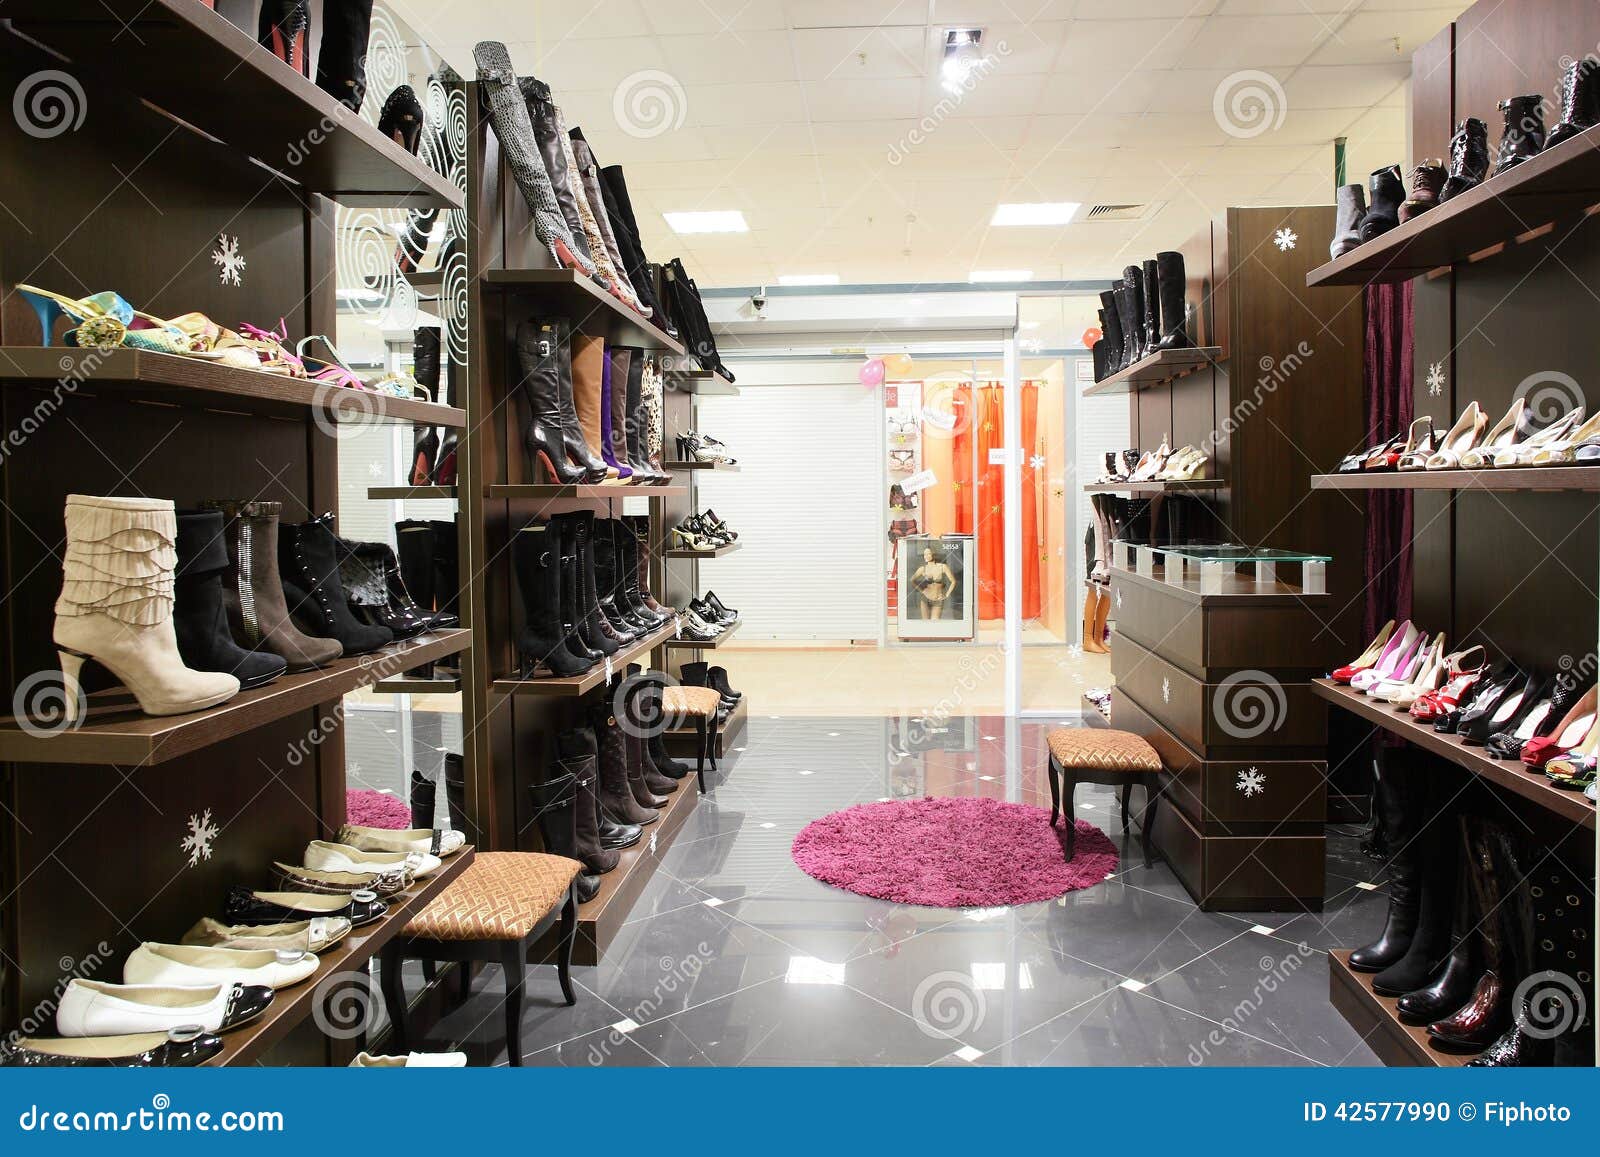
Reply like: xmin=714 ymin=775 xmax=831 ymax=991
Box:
xmin=1116 ymin=541 xmax=1333 ymax=564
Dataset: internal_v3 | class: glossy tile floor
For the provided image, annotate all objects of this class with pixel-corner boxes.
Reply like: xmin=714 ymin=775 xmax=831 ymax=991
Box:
xmin=419 ymin=715 xmax=1384 ymax=1066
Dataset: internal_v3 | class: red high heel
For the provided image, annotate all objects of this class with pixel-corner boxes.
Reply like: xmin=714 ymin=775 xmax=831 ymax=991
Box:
xmin=1411 ymin=646 xmax=1487 ymax=721
xmin=1331 ymin=620 xmax=1396 ymax=684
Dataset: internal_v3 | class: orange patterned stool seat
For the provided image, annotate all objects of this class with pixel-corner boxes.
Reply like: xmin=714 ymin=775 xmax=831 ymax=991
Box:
xmin=664 ymin=685 xmax=726 ymax=794
xmin=1044 ymin=728 xmax=1166 ymax=866
xmin=380 ymin=851 xmax=581 ymax=1067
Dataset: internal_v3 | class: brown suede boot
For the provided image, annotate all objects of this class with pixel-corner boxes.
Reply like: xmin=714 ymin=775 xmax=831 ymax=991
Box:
xmin=590 ymin=707 xmax=657 ymax=824
xmin=572 ymin=333 xmax=620 ymax=482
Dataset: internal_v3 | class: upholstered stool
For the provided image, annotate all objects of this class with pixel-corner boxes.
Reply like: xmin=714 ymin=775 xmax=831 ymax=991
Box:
xmin=663 ymin=684 xmax=723 ymax=793
xmin=379 ymin=851 xmax=581 ymax=1066
xmin=1045 ymin=728 xmax=1165 ymax=866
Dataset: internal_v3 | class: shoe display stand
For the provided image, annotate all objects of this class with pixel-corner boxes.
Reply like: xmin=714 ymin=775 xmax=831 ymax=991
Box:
xmin=457 ymin=85 xmax=707 ymax=967
xmin=1097 ymin=206 xmax=1366 ymax=911
xmin=657 ymin=380 xmax=749 ymax=760
xmin=1304 ymin=0 xmax=1599 ymax=1067
xmin=0 ymin=10 xmax=468 ymax=1062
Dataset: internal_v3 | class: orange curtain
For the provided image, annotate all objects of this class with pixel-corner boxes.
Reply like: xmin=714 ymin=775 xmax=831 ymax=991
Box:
xmin=1021 ymin=380 xmax=1041 ymax=620
xmin=976 ymin=383 xmax=1004 ymax=620
xmin=951 ymin=382 xmax=974 ymax=533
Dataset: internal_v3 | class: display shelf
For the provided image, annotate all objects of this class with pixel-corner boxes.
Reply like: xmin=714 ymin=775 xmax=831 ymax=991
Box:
xmin=1310 ymin=467 xmax=1600 ymax=492
xmin=664 ymin=696 xmax=747 ymax=759
xmin=1081 ymin=346 xmax=1223 ymax=396
xmin=368 ymin=485 xmax=458 ymax=501
xmin=0 ymin=349 xmax=467 ymax=427
xmin=5 ymin=0 xmax=462 ymax=210
xmin=490 ymin=623 xmax=673 ymax=698
xmin=661 ymin=620 xmax=742 ymax=650
xmin=664 ymin=367 xmax=740 ymax=396
xmin=0 ymin=630 xmax=470 ymax=766
xmin=1083 ymin=479 xmax=1224 ymax=494
xmin=371 ymin=676 xmax=462 ymax=695
xmin=664 ymin=540 xmax=742 ymax=558
xmin=481 ymin=269 xmax=686 ymax=353
xmin=665 ymin=459 xmax=741 ymax=472
xmin=1082 ymin=693 xmax=1111 ymax=729
xmin=487 ymin=483 xmax=686 ymax=500
xmin=1310 ymin=678 xmax=1595 ymax=828
xmin=405 ymin=270 xmax=446 ymax=292
xmin=215 ymin=848 xmax=476 ymax=1066
xmin=1328 ymin=949 xmax=1472 ymax=1067
xmin=1306 ymin=126 xmax=1600 ymax=287
xmin=1112 ymin=562 xmax=1326 ymax=606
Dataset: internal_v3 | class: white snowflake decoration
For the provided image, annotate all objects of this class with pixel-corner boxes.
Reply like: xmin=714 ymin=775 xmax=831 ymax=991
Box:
xmin=1067 ymin=643 xmax=1083 ymax=660
xmin=1274 ymin=228 xmax=1298 ymax=251
xmin=1115 ymin=588 xmax=1123 ymax=608
xmin=181 ymin=809 xmax=219 ymax=867
xmin=212 ymin=233 xmax=246 ymax=286
xmin=1426 ymin=361 xmax=1445 ymax=397
xmin=1029 ymin=453 xmax=1046 ymax=470
xmin=1162 ymin=677 xmax=1171 ymax=704
xmin=1236 ymin=767 xmax=1266 ymax=797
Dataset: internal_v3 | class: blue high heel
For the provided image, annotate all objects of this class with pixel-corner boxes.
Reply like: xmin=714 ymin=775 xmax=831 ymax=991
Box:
xmin=15 ymin=285 xmax=134 ymax=347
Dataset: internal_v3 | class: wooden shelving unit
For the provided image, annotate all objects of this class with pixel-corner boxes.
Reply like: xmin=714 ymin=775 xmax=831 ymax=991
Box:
xmin=371 ymin=676 xmax=463 ymax=695
xmin=0 ymin=349 xmax=466 ymax=427
xmin=5 ymin=0 xmax=462 ymax=209
xmin=482 ymin=269 xmax=686 ymax=353
xmin=664 ymin=540 xmax=742 ymax=558
xmin=1310 ymin=679 xmax=1595 ymax=828
xmin=1310 ymin=466 xmax=1600 ymax=492
xmin=661 ymin=620 xmax=741 ymax=650
xmin=1083 ymin=478 xmax=1223 ymax=495
xmin=216 ymin=849 xmax=476 ymax=1065
xmin=665 ymin=459 xmax=741 ymax=472
xmin=1306 ymin=125 xmax=1600 ymax=288
xmin=1081 ymin=346 xmax=1223 ymax=397
xmin=665 ymin=367 xmax=740 ymax=396
xmin=491 ymin=624 xmax=675 ymax=698
xmin=369 ymin=485 xmax=459 ymax=501
xmin=1328 ymin=950 xmax=1473 ymax=1067
xmin=488 ymin=483 xmax=686 ymax=500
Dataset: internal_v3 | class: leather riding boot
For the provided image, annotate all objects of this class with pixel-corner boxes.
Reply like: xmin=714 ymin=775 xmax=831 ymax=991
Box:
xmin=395 ymin=520 xmax=435 ymax=613
xmin=607 ymin=348 xmax=637 ymax=482
xmin=1397 ymin=815 xmax=1482 ymax=1023
xmin=1112 ymin=282 xmax=1138 ymax=370
xmin=570 ymin=511 xmax=624 ymax=654
xmin=591 ymin=704 xmax=657 ymax=824
xmin=1151 ymin=251 xmax=1192 ymax=350
xmin=1141 ymin=258 xmax=1160 ymax=352
xmin=409 ymin=327 xmax=441 ymax=486
xmin=1098 ymin=289 xmax=1124 ymax=371
xmin=597 ymin=349 xmax=633 ymax=482
xmin=624 ymin=724 xmax=669 ymax=809
xmin=555 ymin=729 xmax=619 ymax=873
xmin=550 ymin=320 xmax=609 ymax=481
xmin=626 ymin=515 xmax=669 ymax=615
xmin=316 ymin=0 xmax=374 ymax=110
xmin=555 ymin=517 xmax=603 ymax=663
xmin=600 ymin=164 xmax=664 ymax=318
xmin=1374 ymin=770 xmax=1458 ymax=995
xmin=613 ymin=519 xmax=665 ymax=628
xmin=1349 ymin=762 xmax=1424 ymax=971
xmin=409 ymin=768 xmax=436 ymax=830
xmin=203 ymin=500 xmax=342 ymax=671
xmin=570 ymin=332 xmax=619 ymax=482
xmin=428 ymin=519 xmax=460 ymax=623
xmin=590 ymin=517 xmax=640 ymax=643
xmin=512 ymin=520 xmax=593 ymax=678
xmin=521 ymin=77 xmax=593 ymax=266
xmin=1121 ymin=266 xmax=1146 ymax=364
xmin=1429 ymin=820 xmax=1516 ymax=1050
xmin=515 ymin=318 xmax=587 ymax=484
xmin=531 ymin=771 xmax=600 ymax=902
xmin=1463 ymin=828 xmax=1551 ymax=1065
xmin=444 ymin=752 xmax=468 ymax=837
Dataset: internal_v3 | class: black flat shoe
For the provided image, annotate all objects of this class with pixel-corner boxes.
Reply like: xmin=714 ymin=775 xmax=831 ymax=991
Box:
xmin=1 ymin=1028 xmax=224 ymax=1068
xmin=224 ymin=885 xmax=387 ymax=928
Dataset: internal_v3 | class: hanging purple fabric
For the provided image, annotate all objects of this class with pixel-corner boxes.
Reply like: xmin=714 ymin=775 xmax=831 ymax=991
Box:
xmin=1362 ymin=281 xmax=1414 ymax=653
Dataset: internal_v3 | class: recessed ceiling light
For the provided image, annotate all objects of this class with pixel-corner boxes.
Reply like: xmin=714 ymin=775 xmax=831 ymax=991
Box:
xmin=968 ymin=269 xmax=1033 ymax=283
xmin=778 ymin=273 xmax=839 ymax=286
xmin=663 ymin=210 xmax=748 ymax=234
xmin=991 ymin=202 xmax=1081 ymax=226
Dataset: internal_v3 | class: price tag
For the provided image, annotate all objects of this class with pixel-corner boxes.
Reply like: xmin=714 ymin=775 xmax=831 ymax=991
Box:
xmin=899 ymin=468 xmax=937 ymax=495
xmin=987 ymin=447 xmax=1016 ymax=466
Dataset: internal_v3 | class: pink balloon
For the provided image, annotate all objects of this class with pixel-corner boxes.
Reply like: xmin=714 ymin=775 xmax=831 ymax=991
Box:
xmin=859 ymin=358 xmax=886 ymax=387
xmin=1082 ymin=326 xmax=1103 ymax=348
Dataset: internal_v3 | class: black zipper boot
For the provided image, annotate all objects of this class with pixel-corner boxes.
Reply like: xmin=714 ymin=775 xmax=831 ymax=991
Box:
xmin=1121 ymin=266 xmax=1147 ymax=365
xmin=1358 ymin=165 xmax=1405 ymax=241
xmin=515 ymin=318 xmax=588 ymax=484
xmin=512 ymin=520 xmax=593 ymax=678
xmin=314 ymin=0 xmax=374 ymax=111
xmin=174 ymin=510 xmax=288 ymax=690
xmin=1141 ymin=258 xmax=1160 ymax=352
xmin=613 ymin=517 xmax=667 ymax=628
xmin=1098 ymin=289 xmax=1124 ymax=372
xmin=444 ymin=752 xmax=469 ymax=840
xmin=410 ymin=769 xmax=436 ymax=830
xmin=1397 ymin=815 xmax=1482 ymax=1024
xmin=1113 ymin=280 xmax=1140 ymax=370
xmin=1374 ymin=769 xmax=1458 ymax=995
xmin=1151 ymin=251 xmax=1193 ymax=351
xmin=567 ymin=512 xmax=622 ymax=656
xmin=554 ymin=729 xmax=619 ymax=873
xmin=278 ymin=515 xmax=393 ymax=656
xmin=531 ymin=771 xmax=600 ymax=902
xmin=410 ymin=328 xmax=441 ymax=486
xmin=590 ymin=518 xmax=642 ymax=642
xmin=555 ymin=518 xmax=603 ymax=664
xmin=1349 ymin=762 xmax=1424 ymax=971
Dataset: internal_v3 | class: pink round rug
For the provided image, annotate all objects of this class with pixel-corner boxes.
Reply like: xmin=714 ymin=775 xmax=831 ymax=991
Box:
xmin=346 ymin=788 xmax=412 ymax=830
xmin=791 ymin=796 xmax=1118 ymax=907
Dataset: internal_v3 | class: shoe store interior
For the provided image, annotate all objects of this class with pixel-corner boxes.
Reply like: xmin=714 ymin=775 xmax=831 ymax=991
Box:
xmin=0 ymin=0 xmax=1594 ymax=1073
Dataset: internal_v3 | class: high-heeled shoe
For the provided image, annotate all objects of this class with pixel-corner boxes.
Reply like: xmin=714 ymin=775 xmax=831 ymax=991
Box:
xmin=296 ymin=336 xmax=369 ymax=390
xmin=1396 ymin=418 xmax=1444 ymax=471
xmin=1130 ymin=439 xmax=1171 ymax=482
xmin=16 ymin=284 xmax=184 ymax=353
xmin=1458 ymin=398 xmax=1529 ymax=469
xmin=1545 ymin=721 xmax=1599 ymax=786
xmin=258 ymin=0 xmax=310 ymax=77
xmin=1368 ymin=417 xmax=1433 ymax=471
xmin=1521 ymin=684 xmax=1597 ymax=766
xmin=1351 ymin=621 xmax=1422 ymax=693
xmin=1338 ymin=434 xmax=1399 ymax=474
xmin=1424 ymin=401 xmax=1487 ymax=470
xmin=1157 ymin=445 xmax=1207 ymax=480
xmin=377 ymin=84 xmax=425 ymax=154
xmin=1494 ymin=407 xmax=1584 ymax=467
xmin=1483 ymin=677 xmax=1557 ymax=759
xmin=1377 ymin=633 xmax=1447 ymax=706
xmin=1457 ymin=669 xmax=1531 ymax=745
xmin=1529 ymin=409 xmax=1600 ymax=465
xmin=1331 ymin=620 xmax=1396 ymax=683
xmin=237 ymin=319 xmax=308 ymax=376
xmin=1435 ymin=662 xmax=1503 ymax=733
xmin=1411 ymin=645 xmax=1486 ymax=721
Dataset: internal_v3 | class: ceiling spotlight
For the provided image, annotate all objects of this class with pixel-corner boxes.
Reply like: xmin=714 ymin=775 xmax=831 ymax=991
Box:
xmin=941 ymin=28 xmax=984 ymax=94
xmin=663 ymin=210 xmax=749 ymax=234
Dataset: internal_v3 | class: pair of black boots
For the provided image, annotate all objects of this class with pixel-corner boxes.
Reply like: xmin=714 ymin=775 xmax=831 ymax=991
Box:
xmin=336 ymin=537 xmax=457 ymax=641
xmin=411 ymin=754 xmax=469 ymax=837
xmin=395 ymin=518 xmax=462 ymax=677
xmin=256 ymin=0 xmax=373 ymax=110
xmin=532 ymin=681 xmax=694 ymax=901
xmin=661 ymin=257 xmax=733 ymax=382
xmin=409 ymin=328 xmax=459 ymax=487
xmin=1352 ymin=767 xmax=1594 ymax=1066
xmin=512 ymin=512 xmax=669 ymax=679
xmin=1093 ymin=251 xmax=1190 ymax=381
xmin=679 ymin=661 xmax=740 ymax=716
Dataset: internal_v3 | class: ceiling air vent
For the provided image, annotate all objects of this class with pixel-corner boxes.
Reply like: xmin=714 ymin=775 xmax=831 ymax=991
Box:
xmin=1081 ymin=203 xmax=1161 ymax=222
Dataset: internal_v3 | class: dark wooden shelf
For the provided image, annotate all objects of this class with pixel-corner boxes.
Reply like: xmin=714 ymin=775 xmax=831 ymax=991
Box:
xmin=1083 ymin=478 xmax=1223 ymax=494
xmin=370 ymin=676 xmax=462 ymax=695
xmin=6 ymin=0 xmax=461 ymax=210
xmin=405 ymin=270 xmax=446 ymax=292
xmin=1306 ymin=126 xmax=1600 ymax=287
xmin=1081 ymin=346 xmax=1223 ymax=396
xmin=481 ymin=269 xmax=685 ymax=353
xmin=1311 ymin=466 xmax=1600 ymax=492
xmin=487 ymin=483 xmax=685 ymax=501
xmin=491 ymin=623 xmax=673 ymax=698
xmin=217 ymin=848 xmax=476 ymax=1066
xmin=664 ymin=460 xmax=741 ymax=472
xmin=1311 ymin=678 xmax=1595 ymax=828
xmin=663 ymin=366 xmax=740 ymax=396
xmin=0 ymin=349 xmax=466 ymax=427
xmin=664 ymin=540 xmax=742 ymax=558
xmin=1328 ymin=949 xmax=1472 ymax=1067
xmin=661 ymin=620 xmax=742 ymax=650
xmin=368 ymin=485 xmax=458 ymax=501
xmin=0 ymin=629 xmax=471 ymax=766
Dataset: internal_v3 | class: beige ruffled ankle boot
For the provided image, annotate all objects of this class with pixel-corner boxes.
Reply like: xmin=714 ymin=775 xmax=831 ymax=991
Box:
xmin=53 ymin=495 xmax=240 ymax=720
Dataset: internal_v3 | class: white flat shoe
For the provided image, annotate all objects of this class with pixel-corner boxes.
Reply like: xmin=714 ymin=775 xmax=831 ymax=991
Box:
xmin=56 ymin=979 xmax=272 ymax=1037
xmin=304 ymin=839 xmax=441 ymax=878
xmin=182 ymin=916 xmax=350 ymax=954
xmin=335 ymin=825 xmax=466 ymax=857
xmin=352 ymin=1051 xmax=468 ymax=1067
xmin=123 ymin=943 xmax=319 ymax=991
